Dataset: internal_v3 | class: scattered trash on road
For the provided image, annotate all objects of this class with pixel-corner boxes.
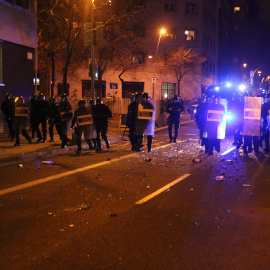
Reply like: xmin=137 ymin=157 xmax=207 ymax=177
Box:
xmin=243 ymin=184 xmax=251 ymax=187
xmin=18 ymin=164 xmax=23 ymax=169
xmin=192 ymin=158 xmax=201 ymax=163
xmin=110 ymin=213 xmax=117 ymax=217
xmin=216 ymin=175 xmax=224 ymax=181
xmin=42 ymin=160 xmax=53 ymax=164
xmin=145 ymin=158 xmax=152 ymax=162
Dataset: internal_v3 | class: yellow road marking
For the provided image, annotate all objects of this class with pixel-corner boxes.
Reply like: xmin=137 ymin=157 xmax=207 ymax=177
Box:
xmin=135 ymin=174 xmax=191 ymax=204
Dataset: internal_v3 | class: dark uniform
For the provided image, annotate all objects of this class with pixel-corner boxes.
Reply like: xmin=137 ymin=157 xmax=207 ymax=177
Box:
xmin=93 ymin=97 xmax=112 ymax=152
xmin=48 ymin=96 xmax=62 ymax=142
xmin=58 ymin=94 xmax=73 ymax=148
xmin=71 ymin=99 xmax=95 ymax=154
xmin=242 ymin=95 xmax=262 ymax=154
xmin=13 ymin=96 xmax=31 ymax=146
xmin=34 ymin=93 xmax=50 ymax=142
xmin=135 ymin=92 xmax=155 ymax=152
xmin=203 ymin=96 xmax=225 ymax=155
xmin=126 ymin=93 xmax=141 ymax=150
xmin=260 ymin=94 xmax=270 ymax=152
xmin=1 ymin=93 xmax=15 ymax=139
xmin=28 ymin=93 xmax=40 ymax=140
xmin=166 ymin=95 xmax=185 ymax=143
xmin=195 ymin=97 xmax=208 ymax=150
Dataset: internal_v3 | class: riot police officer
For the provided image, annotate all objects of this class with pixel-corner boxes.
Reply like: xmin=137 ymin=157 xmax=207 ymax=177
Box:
xmin=13 ymin=96 xmax=31 ymax=146
xmin=48 ymin=96 xmax=62 ymax=142
xmin=34 ymin=93 xmax=50 ymax=143
xmin=28 ymin=93 xmax=40 ymax=140
xmin=195 ymin=95 xmax=208 ymax=151
xmin=166 ymin=95 xmax=185 ymax=143
xmin=260 ymin=93 xmax=270 ymax=152
xmin=203 ymin=95 xmax=226 ymax=155
xmin=1 ymin=93 xmax=15 ymax=140
xmin=71 ymin=99 xmax=95 ymax=154
xmin=58 ymin=94 xmax=73 ymax=148
xmin=93 ymin=97 xmax=112 ymax=152
xmin=242 ymin=93 xmax=262 ymax=154
xmin=135 ymin=92 xmax=155 ymax=152
xmin=126 ymin=92 xmax=141 ymax=150
xmin=87 ymin=98 xmax=97 ymax=149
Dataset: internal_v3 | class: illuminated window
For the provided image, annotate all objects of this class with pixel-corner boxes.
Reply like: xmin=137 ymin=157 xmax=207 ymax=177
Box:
xmin=162 ymin=83 xmax=176 ymax=99
xmin=234 ymin=7 xmax=240 ymax=13
xmin=164 ymin=31 xmax=176 ymax=40
xmin=185 ymin=30 xmax=195 ymax=41
xmin=132 ymin=53 xmax=145 ymax=64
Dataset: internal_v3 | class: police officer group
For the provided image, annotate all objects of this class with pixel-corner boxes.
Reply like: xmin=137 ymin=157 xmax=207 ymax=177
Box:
xmin=195 ymin=90 xmax=270 ymax=155
xmin=1 ymin=93 xmax=113 ymax=153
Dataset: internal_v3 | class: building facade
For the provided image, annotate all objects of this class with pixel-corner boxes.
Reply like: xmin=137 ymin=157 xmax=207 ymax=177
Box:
xmin=51 ymin=0 xmax=219 ymax=108
xmin=0 ymin=0 xmax=37 ymax=124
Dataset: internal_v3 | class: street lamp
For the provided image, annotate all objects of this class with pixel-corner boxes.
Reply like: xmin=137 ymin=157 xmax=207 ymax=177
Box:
xmin=152 ymin=28 xmax=166 ymax=99
xmin=155 ymin=28 xmax=166 ymax=60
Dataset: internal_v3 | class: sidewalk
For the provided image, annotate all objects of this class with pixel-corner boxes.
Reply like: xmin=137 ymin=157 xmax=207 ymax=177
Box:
xmin=0 ymin=126 xmax=123 ymax=165
xmin=0 ymin=114 xmax=192 ymax=165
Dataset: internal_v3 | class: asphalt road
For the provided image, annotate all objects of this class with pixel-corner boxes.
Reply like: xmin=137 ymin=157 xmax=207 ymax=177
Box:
xmin=0 ymin=121 xmax=270 ymax=270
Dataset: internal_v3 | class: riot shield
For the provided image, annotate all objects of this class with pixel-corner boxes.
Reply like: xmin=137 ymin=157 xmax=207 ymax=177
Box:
xmin=242 ymin=97 xmax=262 ymax=136
xmin=204 ymin=100 xmax=227 ymax=139
xmin=136 ymin=102 xmax=155 ymax=136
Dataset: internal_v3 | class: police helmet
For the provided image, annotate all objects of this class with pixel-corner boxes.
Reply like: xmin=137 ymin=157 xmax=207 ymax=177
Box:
xmin=60 ymin=94 xmax=69 ymax=102
xmin=5 ymin=93 xmax=12 ymax=100
xmin=141 ymin=92 xmax=150 ymax=102
xmin=135 ymin=92 xmax=142 ymax=99
xmin=31 ymin=93 xmax=37 ymax=100
xmin=172 ymin=95 xmax=179 ymax=101
xmin=38 ymin=93 xmax=45 ymax=101
xmin=78 ymin=99 xmax=86 ymax=106
xmin=88 ymin=98 xmax=95 ymax=105
xmin=130 ymin=94 xmax=136 ymax=102
xmin=96 ymin=97 xmax=103 ymax=104
xmin=49 ymin=96 xmax=57 ymax=104
xmin=16 ymin=96 xmax=25 ymax=104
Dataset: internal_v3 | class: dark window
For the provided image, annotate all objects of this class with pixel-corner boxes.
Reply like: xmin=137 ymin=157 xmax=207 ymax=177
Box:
xmin=165 ymin=3 xmax=176 ymax=12
xmin=4 ymin=0 xmax=29 ymax=9
xmin=133 ymin=25 xmax=145 ymax=37
xmin=186 ymin=3 xmax=197 ymax=14
xmin=0 ymin=41 xmax=3 ymax=85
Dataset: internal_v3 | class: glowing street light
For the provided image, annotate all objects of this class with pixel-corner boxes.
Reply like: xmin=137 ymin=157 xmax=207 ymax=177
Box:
xmin=243 ymin=63 xmax=247 ymax=68
xmin=155 ymin=28 xmax=166 ymax=59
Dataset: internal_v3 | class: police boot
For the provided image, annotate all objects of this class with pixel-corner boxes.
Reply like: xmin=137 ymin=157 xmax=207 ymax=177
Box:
xmin=22 ymin=130 xmax=32 ymax=144
xmin=14 ymin=132 xmax=20 ymax=146
xmin=86 ymin=139 xmax=93 ymax=150
xmin=136 ymin=135 xmax=144 ymax=152
xmin=147 ymin=135 xmax=153 ymax=152
xmin=91 ymin=139 xmax=97 ymax=149
xmin=105 ymin=139 xmax=110 ymax=149
xmin=61 ymin=135 xmax=67 ymax=148
xmin=96 ymin=136 xmax=102 ymax=152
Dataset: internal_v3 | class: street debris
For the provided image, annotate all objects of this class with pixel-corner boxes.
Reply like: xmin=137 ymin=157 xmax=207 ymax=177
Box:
xmin=192 ymin=158 xmax=201 ymax=163
xmin=68 ymin=224 xmax=75 ymax=228
xmin=110 ymin=213 xmax=117 ymax=217
xmin=226 ymin=160 xmax=233 ymax=164
xmin=243 ymin=184 xmax=251 ymax=187
xmin=216 ymin=175 xmax=224 ymax=181
xmin=145 ymin=158 xmax=152 ymax=162
xmin=42 ymin=160 xmax=53 ymax=164
xmin=18 ymin=164 xmax=23 ymax=169
xmin=47 ymin=212 xmax=53 ymax=216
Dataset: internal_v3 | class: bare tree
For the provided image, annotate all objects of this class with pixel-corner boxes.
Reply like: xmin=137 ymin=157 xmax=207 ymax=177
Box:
xmin=158 ymin=46 xmax=206 ymax=96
